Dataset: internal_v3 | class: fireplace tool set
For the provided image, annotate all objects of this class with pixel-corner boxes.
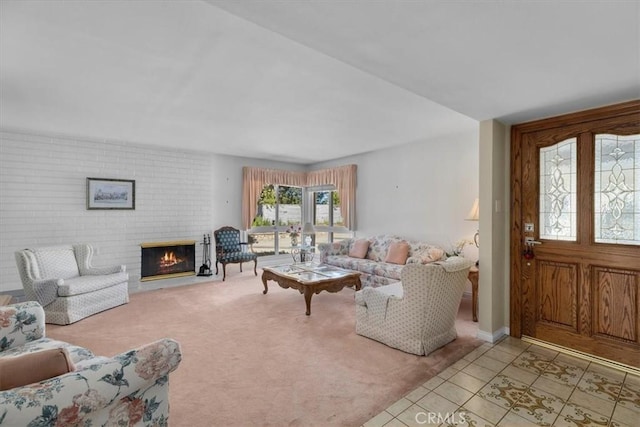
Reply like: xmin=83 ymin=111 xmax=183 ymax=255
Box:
xmin=197 ymin=233 xmax=213 ymax=277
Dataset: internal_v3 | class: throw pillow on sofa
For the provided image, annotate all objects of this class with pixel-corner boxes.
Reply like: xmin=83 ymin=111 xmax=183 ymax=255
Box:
xmin=411 ymin=247 xmax=445 ymax=264
xmin=0 ymin=348 xmax=75 ymax=390
xmin=349 ymin=239 xmax=370 ymax=259
xmin=385 ymin=241 xmax=410 ymax=264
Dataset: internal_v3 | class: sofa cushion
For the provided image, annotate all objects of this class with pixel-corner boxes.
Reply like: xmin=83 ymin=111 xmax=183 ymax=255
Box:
xmin=373 ymin=263 xmax=404 ymax=280
xmin=385 ymin=241 xmax=410 ymax=265
xmin=324 ymin=255 xmax=367 ymax=271
xmin=407 ymin=247 xmax=446 ymax=264
xmin=31 ymin=246 xmax=79 ymax=280
xmin=348 ymin=239 xmax=369 ymax=259
xmin=367 ymin=235 xmax=400 ymax=262
xmin=0 ymin=348 xmax=74 ymax=390
xmin=325 ymin=255 xmax=403 ymax=281
xmin=57 ymin=272 xmax=129 ymax=297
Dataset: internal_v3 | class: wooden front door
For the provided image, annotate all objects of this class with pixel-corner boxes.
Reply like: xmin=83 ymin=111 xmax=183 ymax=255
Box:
xmin=511 ymin=101 xmax=640 ymax=368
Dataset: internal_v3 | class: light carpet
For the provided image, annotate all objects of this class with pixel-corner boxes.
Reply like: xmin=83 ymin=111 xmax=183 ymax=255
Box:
xmin=47 ymin=270 xmax=482 ymax=426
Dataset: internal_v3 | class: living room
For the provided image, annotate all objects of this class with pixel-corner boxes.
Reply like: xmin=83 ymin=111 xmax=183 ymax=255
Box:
xmin=1 ymin=1 xmax=639 ymax=426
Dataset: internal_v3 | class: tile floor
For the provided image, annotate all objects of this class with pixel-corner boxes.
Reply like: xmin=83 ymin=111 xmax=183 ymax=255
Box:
xmin=363 ymin=336 xmax=640 ymax=427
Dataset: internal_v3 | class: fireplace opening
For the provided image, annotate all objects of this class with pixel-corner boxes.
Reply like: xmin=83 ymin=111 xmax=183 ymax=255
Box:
xmin=141 ymin=240 xmax=196 ymax=281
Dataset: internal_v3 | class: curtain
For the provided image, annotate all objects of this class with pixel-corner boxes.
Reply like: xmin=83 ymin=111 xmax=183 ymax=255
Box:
xmin=241 ymin=167 xmax=305 ymax=229
xmin=306 ymin=164 xmax=357 ymax=229
xmin=242 ymin=165 xmax=357 ymax=230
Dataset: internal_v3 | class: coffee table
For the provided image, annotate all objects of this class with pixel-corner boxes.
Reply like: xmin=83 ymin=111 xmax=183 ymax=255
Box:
xmin=262 ymin=263 xmax=362 ymax=315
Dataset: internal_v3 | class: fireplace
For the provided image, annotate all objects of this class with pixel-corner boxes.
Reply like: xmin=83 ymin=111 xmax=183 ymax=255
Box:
xmin=140 ymin=240 xmax=196 ymax=281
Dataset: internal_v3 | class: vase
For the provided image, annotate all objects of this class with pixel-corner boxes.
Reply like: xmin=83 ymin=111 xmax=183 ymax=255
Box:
xmin=291 ymin=235 xmax=298 ymax=246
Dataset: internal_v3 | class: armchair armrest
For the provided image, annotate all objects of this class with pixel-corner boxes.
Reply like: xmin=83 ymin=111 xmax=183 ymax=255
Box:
xmin=31 ymin=278 xmax=61 ymax=307
xmin=0 ymin=338 xmax=182 ymax=425
xmin=356 ymin=287 xmax=401 ymax=320
xmin=73 ymin=244 xmax=127 ymax=276
xmin=0 ymin=301 xmax=45 ymax=351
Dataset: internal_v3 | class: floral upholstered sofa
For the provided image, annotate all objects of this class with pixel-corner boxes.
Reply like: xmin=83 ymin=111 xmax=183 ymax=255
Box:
xmin=318 ymin=235 xmax=446 ymax=288
xmin=0 ymin=301 xmax=182 ymax=426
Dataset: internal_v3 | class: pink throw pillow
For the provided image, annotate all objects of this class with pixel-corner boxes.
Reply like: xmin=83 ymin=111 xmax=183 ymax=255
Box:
xmin=349 ymin=239 xmax=370 ymax=259
xmin=0 ymin=348 xmax=75 ymax=391
xmin=385 ymin=241 xmax=410 ymax=265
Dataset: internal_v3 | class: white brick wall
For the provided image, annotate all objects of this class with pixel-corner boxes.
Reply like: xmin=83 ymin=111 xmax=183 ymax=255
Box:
xmin=0 ymin=130 xmax=219 ymax=292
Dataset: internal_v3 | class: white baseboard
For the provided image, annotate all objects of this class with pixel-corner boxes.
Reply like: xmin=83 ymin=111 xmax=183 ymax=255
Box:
xmin=476 ymin=326 xmax=510 ymax=343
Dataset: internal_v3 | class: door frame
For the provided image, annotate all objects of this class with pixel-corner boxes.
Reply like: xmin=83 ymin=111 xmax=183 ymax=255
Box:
xmin=510 ymin=100 xmax=640 ymax=338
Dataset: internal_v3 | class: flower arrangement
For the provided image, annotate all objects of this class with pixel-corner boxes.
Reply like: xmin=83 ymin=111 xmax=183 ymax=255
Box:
xmin=286 ymin=224 xmax=302 ymax=238
xmin=286 ymin=224 xmax=302 ymax=246
xmin=447 ymin=238 xmax=474 ymax=257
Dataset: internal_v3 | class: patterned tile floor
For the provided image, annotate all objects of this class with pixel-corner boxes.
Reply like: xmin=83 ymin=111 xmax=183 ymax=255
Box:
xmin=363 ymin=337 xmax=639 ymax=427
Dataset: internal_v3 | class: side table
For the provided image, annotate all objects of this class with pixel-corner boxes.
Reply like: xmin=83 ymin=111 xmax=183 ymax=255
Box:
xmin=0 ymin=295 xmax=13 ymax=306
xmin=468 ymin=267 xmax=479 ymax=322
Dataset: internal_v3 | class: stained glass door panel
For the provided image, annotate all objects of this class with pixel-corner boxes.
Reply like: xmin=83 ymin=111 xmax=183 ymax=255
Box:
xmin=594 ymin=133 xmax=640 ymax=245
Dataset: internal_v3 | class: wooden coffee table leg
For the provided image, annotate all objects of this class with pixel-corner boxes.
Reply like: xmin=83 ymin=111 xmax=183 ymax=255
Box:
xmin=262 ymin=273 xmax=269 ymax=295
xmin=303 ymin=287 xmax=314 ymax=315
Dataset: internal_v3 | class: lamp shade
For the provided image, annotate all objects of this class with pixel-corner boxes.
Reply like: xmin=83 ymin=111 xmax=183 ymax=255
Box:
xmin=466 ymin=198 xmax=479 ymax=221
xmin=303 ymin=222 xmax=315 ymax=233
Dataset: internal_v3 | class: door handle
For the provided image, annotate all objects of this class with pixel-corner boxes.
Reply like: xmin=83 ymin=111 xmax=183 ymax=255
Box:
xmin=524 ymin=237 xmax=542 ymax=246
xmin=523 ymin=237 xmax=541 ymax=260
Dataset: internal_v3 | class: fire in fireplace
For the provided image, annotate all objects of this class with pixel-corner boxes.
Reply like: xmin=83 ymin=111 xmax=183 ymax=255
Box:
xmin=140 ymin=240 xmax=196 ymax=281
xmin=160 ymin=251 xmax=180 ymax=268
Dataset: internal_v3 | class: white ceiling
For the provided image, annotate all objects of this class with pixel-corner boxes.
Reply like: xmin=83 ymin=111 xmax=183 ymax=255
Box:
xmin=1 ymin=1 xmax=639 ymax=164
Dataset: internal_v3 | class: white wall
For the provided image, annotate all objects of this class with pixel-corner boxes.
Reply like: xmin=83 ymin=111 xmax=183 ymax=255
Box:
xmin=477 ymin=119 xmax=510 ymax=342
xmin=0 ymin=127 xmax=478 ymax=295
xmin=314 ymin=129 xmax=480 ymax=253
xmin=0 ymin=130 xmax=299 ymax=292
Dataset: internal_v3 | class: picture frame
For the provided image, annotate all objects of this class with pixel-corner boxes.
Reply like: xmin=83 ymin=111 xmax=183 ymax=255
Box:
xmin=86 ymin=178 xmax=135 ymax=210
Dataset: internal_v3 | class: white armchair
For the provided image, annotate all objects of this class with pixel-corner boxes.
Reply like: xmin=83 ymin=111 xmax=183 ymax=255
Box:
xmin=14 ymin=244 xmax=129 ymax=325
xmin=355 ymin=257 xmax=474 ymax=355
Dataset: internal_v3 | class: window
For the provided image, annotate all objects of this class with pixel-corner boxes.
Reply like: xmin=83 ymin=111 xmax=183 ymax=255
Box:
xmin=312 ymin=190 xmax=347 ymax=244
xmin=248 ymin=185 xmax=351 ymax=256
xmin=594 ymin=133 xmax=640 ymax=245
xmin=242 ymin=165 xmax=356 ymax=231
xmin=537 ymin=133 xmax=640 ymax=245
xmin=249 ymin=185 xmax=303 ymax=256
xmin=539 ymin=138 xmax=577 ymax=241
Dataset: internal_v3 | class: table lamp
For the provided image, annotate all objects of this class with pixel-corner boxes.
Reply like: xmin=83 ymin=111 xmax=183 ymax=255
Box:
xmin=303 ymin=222 xmax=315 ymax=246
xmin=465 ymin=198 xmax=479 ymax=266
xmin=465 ymin=198 xmax=479 ymax=247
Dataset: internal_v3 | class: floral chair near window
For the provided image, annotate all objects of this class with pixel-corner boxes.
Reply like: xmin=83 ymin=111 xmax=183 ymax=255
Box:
xmin=213 ymin=226 xmax=258 ymax=281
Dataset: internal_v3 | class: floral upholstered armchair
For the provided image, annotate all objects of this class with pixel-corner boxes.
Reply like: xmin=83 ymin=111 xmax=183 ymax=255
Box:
xmin=214 ymin=226 xmax=258 ymax=281
xmin=0 ymin=301 xmax=182 ymax=425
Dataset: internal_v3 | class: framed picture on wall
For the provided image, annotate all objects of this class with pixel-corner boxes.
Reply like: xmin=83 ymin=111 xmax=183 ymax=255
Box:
xmin=86 ymin=178 xmax=135 ymax=210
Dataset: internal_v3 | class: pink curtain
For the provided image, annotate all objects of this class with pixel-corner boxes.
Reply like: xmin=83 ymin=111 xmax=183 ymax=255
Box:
xmin=306 ymin=164 xmax=357 ymax=229
xmin=241 ymin=167 xmax=305 ymax=230
xmin=242 ymin=165 xmax=357 ymax=230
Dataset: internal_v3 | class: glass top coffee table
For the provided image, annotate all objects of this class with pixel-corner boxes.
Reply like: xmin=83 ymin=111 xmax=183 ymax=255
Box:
xmin=261 ymin=263 xmax=362 ymax=315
